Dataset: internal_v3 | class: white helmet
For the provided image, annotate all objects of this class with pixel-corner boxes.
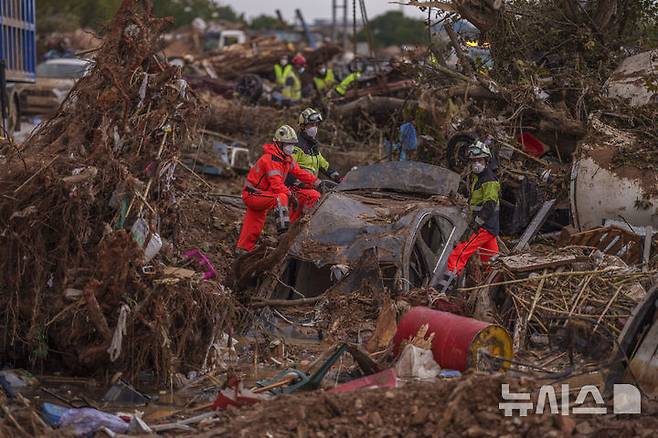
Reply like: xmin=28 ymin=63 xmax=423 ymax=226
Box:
xmin=466 ymin=141 xmax=491 ymax=159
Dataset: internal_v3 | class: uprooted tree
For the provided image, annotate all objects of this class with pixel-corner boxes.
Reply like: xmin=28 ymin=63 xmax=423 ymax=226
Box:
xmin=406 ymin=0 xmax=657 ymax=149
xmin=0 ymin=0 xmax=241 ymax=383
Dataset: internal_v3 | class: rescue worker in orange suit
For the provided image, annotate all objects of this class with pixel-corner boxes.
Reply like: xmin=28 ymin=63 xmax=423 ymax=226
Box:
xmin=236 ymin=125 xmax=322 ymax=254
xmin=441 ymin=141 xmax=500 ymax=290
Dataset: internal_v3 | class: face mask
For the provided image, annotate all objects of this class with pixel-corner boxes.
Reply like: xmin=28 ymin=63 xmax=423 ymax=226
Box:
xmin=280 ymin=59 xmax=288 ymax=66
xmin=472 ymin=162 xmax=486 ymax=174
xmin=283 ymin=144 xmax=295 ymax=156
xmin=305 ymin=126 xmax=318 ymax=138
xmin=319 ymin=67 xmax=326 ymax=75
xmin=299 ymin=67 xmax=305 ymax=73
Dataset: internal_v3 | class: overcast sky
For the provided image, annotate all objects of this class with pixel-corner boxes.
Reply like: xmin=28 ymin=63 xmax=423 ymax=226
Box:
xmin=219 ymin=0 xmax=427 ymax=22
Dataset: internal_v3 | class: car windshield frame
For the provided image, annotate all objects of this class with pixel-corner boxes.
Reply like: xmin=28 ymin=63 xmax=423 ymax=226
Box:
xmin=36 ymin=62 xmax=89 ymax=79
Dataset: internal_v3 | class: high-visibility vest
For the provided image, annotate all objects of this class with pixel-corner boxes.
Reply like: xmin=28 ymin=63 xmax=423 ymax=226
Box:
xmin=313 ymin=69 xmax=336 ymax=92
xmin=281 ymin=70 xmax=301 ymax=101
xmin=274 ymin=64 xmax=292 ymax=86
xmin=469 ymin=168 xmax=501 ymax=235
xmin=335 ymin=72 xmax=361 ymax=96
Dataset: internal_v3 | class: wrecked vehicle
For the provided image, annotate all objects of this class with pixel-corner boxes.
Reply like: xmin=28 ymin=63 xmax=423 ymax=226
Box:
xmin=258 ymin=162 xmax=468 ymax=299
xmin=20 ymin=58 xmax=92 ymax=115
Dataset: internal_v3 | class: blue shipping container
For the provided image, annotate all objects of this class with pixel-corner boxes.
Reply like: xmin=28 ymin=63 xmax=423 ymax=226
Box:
xmin=0 ymin=0 xmax=36 ymax=83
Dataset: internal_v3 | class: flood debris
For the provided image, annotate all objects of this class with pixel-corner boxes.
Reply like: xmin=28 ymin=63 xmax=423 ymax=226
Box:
xmin=471 ymin=247 xmax=654 ymax=354
xmin=2 ymin=0 xmax=658 ymax=434
xmin=0 ymin=0 xmax=242 ymax=384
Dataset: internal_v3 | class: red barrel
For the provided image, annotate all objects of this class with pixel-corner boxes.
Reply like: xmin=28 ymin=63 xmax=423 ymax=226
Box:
xmin=392 ymin=307 xmax=512 ymax=372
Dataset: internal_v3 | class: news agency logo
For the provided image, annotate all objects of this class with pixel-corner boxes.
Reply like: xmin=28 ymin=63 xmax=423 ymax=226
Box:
xmin=499 ymin=383 xmax=641 ymax=416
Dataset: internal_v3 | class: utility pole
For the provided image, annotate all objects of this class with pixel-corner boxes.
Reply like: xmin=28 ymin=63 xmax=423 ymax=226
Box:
xmin=332 ymin=0 xmax=337 ymax=43
xmin=333 ymin=0 xmax=349 ymax=50
xmin=342 ymin=0 xmax=348 ymax=51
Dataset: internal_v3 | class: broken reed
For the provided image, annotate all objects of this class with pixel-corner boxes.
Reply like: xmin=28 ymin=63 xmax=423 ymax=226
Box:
xmin=503 ymin=268 xmax=653 ymax=336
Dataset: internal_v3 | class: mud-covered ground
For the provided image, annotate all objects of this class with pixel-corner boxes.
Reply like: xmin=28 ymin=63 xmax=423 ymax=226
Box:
xmin=194 ymin=374 xmax=658 ymax=437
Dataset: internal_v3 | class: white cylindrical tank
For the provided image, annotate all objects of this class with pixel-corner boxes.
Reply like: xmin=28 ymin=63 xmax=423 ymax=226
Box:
xmin=571 ymin=119 xmax=658 ymax=231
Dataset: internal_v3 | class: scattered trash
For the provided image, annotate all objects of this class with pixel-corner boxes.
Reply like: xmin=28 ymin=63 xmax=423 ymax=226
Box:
xmin=128 ymin=414 xmax=153 ymax=434
xmin=516 ymin=132 xmax=548 ymax=158
xmin=101 ymin=381 xmax=151 ymax=406
xmin=395 ymin=345 xmax=441 ymax=379
xmin=184 ymin=249 xmax=218 ymax=280
xmin=0 ymin=369 xmax=38 ymax=391
xmin=254 ymin=343 xmax=380 ymax=394
xmin=212 ymin=381 xmax=267 ymax=410
xmin=439 ymin=370 xmax=462 ymax=379
xmin=328 ymin=368 xmax=398 ymax=393
xmin=41 ymin=403 xmax=129 ymax=436
xmin=2 ymin=0 xmax=658 ymax=435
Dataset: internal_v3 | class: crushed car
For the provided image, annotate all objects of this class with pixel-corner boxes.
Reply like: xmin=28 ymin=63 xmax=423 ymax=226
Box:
xmin=251 ymin=161 xmax=469 ymax=301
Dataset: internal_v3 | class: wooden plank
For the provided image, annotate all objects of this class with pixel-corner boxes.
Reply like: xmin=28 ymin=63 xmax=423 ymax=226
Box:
xmin=513 ymin=199 xmax=556 ymax=252
xmin=501 ymin=253 xmax=585 ymax=273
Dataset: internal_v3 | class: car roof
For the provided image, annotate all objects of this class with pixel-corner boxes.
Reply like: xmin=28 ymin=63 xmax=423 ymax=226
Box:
xmin=337 ymin=162 xmax=461 ymax=196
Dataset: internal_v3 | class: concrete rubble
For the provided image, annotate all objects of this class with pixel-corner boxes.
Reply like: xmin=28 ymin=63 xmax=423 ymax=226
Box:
xmin=0 ymin=0 xmax=657 ymax=436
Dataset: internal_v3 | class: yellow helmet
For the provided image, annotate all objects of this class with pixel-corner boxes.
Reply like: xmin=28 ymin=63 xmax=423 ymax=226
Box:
xmin=273 ymin=124 xmax=298 ymax=144
xmin=298 ymin=107 xmax=323 ymax=126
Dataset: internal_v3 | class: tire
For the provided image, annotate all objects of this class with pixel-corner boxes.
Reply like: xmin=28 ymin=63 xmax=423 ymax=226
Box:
xmin=446 ymin=132 xmax=476 ymax=172
xmin=447 ymin=133 xmax=500 ymax=173
xmin=236 ymin=74 xmax=263 ymax=103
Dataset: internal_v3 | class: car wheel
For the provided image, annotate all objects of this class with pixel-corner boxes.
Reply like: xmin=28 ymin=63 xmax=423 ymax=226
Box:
xmin=405 ymin=214 xmax=450 ymax=290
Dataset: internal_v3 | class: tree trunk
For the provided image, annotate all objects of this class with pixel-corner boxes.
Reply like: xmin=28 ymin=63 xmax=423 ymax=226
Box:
xmin=334 ymin=97 xmax=417 ymax=119
xmin=452 ymin=0 xmax=504 ymax=33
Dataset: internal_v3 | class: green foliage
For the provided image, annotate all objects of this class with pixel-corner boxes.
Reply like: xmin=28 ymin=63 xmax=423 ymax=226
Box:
xmin=249 ymin=14 xmax=283 ymax=31
xmin=632 ymin=0 xmax=658 ymax=48
xmin=357 ymin=11 xmax=426 ymax=48
xmin=36 ymin=0 xmax=242 ymax=32
xmin=154 ymin=0 xmax=242 ymax=26
xmin=36 ymin=0 xmax=121 ymax=33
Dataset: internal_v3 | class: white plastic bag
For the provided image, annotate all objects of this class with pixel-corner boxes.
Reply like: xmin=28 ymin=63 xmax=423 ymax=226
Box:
xmin=395 ymin=344 xmax=441 ymax=379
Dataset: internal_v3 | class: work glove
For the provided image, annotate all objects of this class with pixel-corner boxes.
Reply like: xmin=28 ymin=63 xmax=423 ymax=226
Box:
xmin=321 ymin=180 xmax=339 ymax=193
xmin=289 ymin=192 xmax=299 ymax=211
xmin=314 ymin=179 xmax=324 ymax=194
xmin=329 ymin=171 xmax=342 ymax=183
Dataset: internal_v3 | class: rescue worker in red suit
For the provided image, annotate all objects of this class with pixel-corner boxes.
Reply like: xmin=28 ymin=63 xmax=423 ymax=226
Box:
xmin=236 ymin=125 xmax=322 ymax=253
xmin=440 ymin=141 xmax=500 ymax=290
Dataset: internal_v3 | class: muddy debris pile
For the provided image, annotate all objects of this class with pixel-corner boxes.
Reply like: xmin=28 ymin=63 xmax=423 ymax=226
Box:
xmin=1 ymin=1 xmax=658 ymax=436
xmin=209 ymin=373 xmax=658 ymax=437
xmin=0 ymin=0 xmax=242 ymax=382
